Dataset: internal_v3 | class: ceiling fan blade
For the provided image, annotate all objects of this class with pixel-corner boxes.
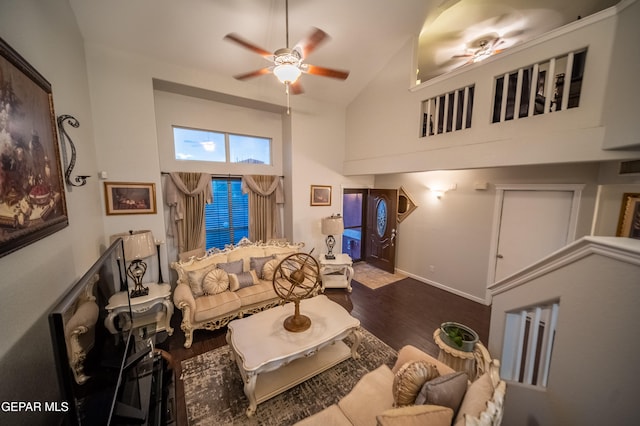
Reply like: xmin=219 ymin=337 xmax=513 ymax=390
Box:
xmin=294 ymin=27 xmax=329 ymax=58
xmin=233 ymin=68 xmax=272 ymax=80
xmin=290 ymin=80 xmax=304 ymax=95
xmin=304 ymin=64 xmax=349 ymax=80
xmin=223 ymin=33 xmax=273 ymax=58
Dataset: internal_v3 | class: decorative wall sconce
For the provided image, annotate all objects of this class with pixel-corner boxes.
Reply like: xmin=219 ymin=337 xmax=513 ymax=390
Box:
xmin=427 ymin=183 xmax=457 ymax=199
xmin=57 ymin=114 xmax=90 ymax=188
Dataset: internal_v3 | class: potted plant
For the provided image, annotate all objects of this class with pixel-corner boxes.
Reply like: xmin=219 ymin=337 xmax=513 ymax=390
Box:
xmin=440 ymin=322 xmax=479 ymax=352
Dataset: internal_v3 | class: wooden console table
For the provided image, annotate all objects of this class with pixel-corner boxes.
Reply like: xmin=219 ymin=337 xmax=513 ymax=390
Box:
xmin=319 ymin=253 xmax=354 ymax=292
xmin=105 ymin=282 xmax=174 ymax=336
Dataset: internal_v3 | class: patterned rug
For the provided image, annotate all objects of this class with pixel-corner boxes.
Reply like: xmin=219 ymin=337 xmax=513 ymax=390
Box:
xmin=353 ymin=262 xmax=406 ymax=290
xmin=180 ymin=328 xmax=397 ymax=426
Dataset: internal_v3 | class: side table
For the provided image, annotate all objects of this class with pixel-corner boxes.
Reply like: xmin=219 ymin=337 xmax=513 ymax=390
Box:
xmin=319 ymin=253 xmax=354 ymax=292
xmin=105 ymin=282 xmax=174 ymax=336
xmin=433 ymin=328 xmax=477 ymax=380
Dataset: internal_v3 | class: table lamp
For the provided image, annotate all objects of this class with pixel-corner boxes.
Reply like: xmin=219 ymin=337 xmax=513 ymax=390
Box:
xmin=321 ymin=214 xmax=344 ymax=260
xmin=111 ymin=230 xmax=155 ymax=298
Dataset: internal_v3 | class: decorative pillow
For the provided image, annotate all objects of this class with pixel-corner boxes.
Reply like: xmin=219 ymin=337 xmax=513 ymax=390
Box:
xmin=228 ymin=270 xmax=259 ymax=291
xmin=202 ymin=268 xmax=230 ymax=295
xmin=453 ymin=372 xmax=494 ymax=426
xmin=392 ymin=361 xmax=440 ymax=407
xmin=262 ymin=258 xmax=281 ymax=281
xmin=376 ymin=405 xmax=454 ymax=426
xmin=186 ymin=264 xmax=218 ymax=297
xmin=217 ymin=259 xmax=243 ymax=275
xmin=415 ymin=372 xmax=468 ymax=416
xmin=250 ymin=255 xmax=275 ymax=279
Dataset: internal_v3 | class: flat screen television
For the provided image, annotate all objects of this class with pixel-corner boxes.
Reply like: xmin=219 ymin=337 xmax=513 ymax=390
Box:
xmin=49 ymin=237 xmax=153 ymax=425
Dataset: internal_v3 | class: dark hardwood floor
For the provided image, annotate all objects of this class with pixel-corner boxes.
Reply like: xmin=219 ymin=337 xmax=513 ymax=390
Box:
xmin=157 ymin=276 xmax=491 ymax=426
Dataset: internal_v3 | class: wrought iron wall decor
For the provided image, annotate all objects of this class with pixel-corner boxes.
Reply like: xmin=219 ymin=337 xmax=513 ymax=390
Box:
xmin=57 ymin=114 xmax=90 ymax=187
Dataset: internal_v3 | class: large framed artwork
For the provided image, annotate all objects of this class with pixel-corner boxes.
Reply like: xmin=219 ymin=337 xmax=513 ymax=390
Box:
xmin=616 ymin=193 xmax=640 ymax=240
xmin=0 ymin=37 xmax=68 ymax=258
xmin=104 ymin=182 xmax=157 ymax=215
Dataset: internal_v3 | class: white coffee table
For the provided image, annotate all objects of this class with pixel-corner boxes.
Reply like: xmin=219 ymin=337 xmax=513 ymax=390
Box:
xmin=226 ymin=294 xmax=362 ymax=417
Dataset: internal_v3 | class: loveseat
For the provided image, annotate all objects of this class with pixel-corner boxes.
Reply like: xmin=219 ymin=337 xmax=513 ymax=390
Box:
xmin=295 ymin=342 xmax=506 ymax=426
xmin=171 ymin=238 xmax=308 ymax=348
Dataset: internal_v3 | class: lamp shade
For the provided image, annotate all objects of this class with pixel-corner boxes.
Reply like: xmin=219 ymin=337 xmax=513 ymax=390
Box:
xmin=273 ymin=64 xmax=302 ymax=84
xmin=321 ymin=216 xmax=344 ymax=236
xmin=110 ymin=230 xmax=155 ymax=260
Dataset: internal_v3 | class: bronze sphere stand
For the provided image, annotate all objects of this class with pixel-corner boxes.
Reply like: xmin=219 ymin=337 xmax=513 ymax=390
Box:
xmin=283 ymin=299 xmax=311 ymax=332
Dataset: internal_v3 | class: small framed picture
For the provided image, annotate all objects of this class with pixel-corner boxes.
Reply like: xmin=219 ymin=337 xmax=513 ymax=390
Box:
xmin=104 ymin=182 xmax=157 ymax=215
xmin=616 ymin=192 xmax=640 ymax=239
xmin=311 ymin=185 xmax=331 ymax=206
xmin=310 ymin=185 xmax=332 ymax=206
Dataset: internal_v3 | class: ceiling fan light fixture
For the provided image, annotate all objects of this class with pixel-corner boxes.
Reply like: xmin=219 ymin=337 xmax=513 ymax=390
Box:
xmin=274 ymin=63 xmax=302 ymax=83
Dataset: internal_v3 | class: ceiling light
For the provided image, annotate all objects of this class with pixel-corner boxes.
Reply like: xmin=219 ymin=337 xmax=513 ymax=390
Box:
xmin=273 ymin=64 xmax=302 ymax=84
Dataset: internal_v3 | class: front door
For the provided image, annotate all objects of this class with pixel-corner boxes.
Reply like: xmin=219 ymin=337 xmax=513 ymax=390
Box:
xmin=365 ymin=189 xmax=398 ymax=273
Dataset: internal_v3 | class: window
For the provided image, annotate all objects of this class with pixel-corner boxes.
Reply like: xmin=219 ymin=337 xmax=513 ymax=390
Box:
xmin=173 ymin=126 xmax=271 ymax=165
xmin=205 ymin=178 xmax=248 ymax=250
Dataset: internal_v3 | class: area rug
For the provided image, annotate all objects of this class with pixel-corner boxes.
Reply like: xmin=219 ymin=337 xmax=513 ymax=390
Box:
xmin=180 ymin=328 xmax=397 ymax=426
xmin=353 ymin=262 xmax=406 ymax=290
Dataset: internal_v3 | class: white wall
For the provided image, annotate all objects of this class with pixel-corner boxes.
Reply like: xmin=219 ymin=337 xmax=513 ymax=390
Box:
xmin=0 ymin=0 xmax=104 ymax=423
xmin=374 ymin=163 xmax=601 ymax=302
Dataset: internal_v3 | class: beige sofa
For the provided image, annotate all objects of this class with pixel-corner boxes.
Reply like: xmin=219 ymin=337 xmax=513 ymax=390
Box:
xmin=296 ymin=343 xmax=506 ymax=426
xmin=171 ymin=238 xmax=306 ymax=348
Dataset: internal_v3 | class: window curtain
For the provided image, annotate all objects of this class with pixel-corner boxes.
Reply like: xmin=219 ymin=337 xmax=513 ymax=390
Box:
xmin=241 ymin=175 xmax=284 ymax=242
xmin=165 ymin=172 xmax=212 ymax=254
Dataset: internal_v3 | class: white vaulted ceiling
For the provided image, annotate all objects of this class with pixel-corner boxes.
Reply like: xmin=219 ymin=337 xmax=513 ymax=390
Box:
xmin=68 ymin=0 xmax=619 ymax=106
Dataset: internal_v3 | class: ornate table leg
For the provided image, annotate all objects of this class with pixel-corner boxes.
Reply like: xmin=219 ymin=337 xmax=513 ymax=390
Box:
xmin=244 ymin=373 xmax=258 ymax=417
xmin=345 ymin=265 xmax=354 ymax=292
xmin=351 ymin=328 xmax=363 ymax=360
xmin=162 ymin=298 xmax=174 ymax=335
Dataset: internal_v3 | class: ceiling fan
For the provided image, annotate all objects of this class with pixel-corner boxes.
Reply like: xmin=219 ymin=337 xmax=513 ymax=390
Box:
xmin=223 ymin=0 xmax=349 ymax=96
xmin=452 ymin=34 xmax=506 ymax=64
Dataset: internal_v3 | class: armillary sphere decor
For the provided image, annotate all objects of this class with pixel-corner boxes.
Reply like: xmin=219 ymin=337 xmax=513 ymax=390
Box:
xmin=272 ymin=253 xmax=321 ymax=332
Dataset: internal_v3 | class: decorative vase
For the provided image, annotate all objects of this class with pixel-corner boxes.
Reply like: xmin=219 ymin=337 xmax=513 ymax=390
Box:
xmin=440 ymin=322 xmax=479 ymax=352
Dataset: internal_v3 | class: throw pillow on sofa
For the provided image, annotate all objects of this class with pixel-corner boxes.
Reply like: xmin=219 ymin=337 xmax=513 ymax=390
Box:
xmin=392 ymin=361 xmax=440 ymax=407
xmin=415 ymin=371 xmax=468 ymax=417
xmin=453 ymin=371 xmax=494 ymax=426
xmin=217 ymin=259 xmax=244 ymax=274
xmin=229 ymin=270 xmax=260 ymax=290
xmin=262 ymin=258 xmax=281 ymax=281
xmin=187 ymin=264 xmax=218 ymax=297
xmin=250 ymin=255 xmax=275 ymax=279
xmin=202 ymin=268 xmax=230 ymax=295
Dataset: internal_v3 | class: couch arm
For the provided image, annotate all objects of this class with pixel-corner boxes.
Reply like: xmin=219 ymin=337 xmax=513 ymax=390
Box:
xmin=377 ymin=405 xmax=453 ymax=426
xmin=393 ymin=345 xmax=456 ymax=376
xmin=173 ymin=283 xmax=196 ymax=323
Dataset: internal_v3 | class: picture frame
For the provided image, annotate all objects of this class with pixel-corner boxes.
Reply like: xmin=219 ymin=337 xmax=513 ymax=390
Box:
xmin=104 ymin=182 xmax=157 ymax=215
xmin=310 ymin=185 xmax=332 ymax=206
xmin=0 ymin=37 xmax=69 ymax=258
xmin=616 ymin=192 xmax=640 ymax=239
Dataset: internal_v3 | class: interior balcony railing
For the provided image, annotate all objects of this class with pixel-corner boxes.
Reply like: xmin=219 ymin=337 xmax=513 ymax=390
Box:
xmin=491 ymin=49 xmax=587 ymax=124
xmin=420 ymin=84 xmax=475 ymax=137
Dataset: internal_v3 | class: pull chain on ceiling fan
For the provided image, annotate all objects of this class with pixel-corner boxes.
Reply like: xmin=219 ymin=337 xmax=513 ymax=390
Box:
xmin=223 ymin=0 xmax=349 ymax=113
